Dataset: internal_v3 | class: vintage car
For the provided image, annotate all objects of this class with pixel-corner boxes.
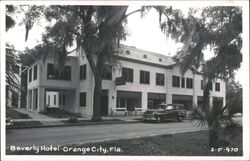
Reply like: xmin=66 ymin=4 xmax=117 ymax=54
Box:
xmin=142 ymin=104 xmax=186 ymax=122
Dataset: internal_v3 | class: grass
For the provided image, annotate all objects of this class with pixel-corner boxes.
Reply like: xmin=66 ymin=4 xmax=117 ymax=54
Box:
xmin=40 ymin=108 xmax=83 ymax=118
xmin=6 ymin=128 xmax=242 ymax=156
xmin=9 ymin=121 xmax=43 ymax=127
xmin=6 ymin=108 xmax=31 ymax=119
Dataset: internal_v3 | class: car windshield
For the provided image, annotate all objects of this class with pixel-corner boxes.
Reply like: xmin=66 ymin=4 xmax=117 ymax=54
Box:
xmin=154 ymin=104 xmax=166 ymax=109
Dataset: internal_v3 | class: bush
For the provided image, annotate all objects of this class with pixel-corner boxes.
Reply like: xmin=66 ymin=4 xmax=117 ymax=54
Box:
xmin=68 ymin=117 xmax=78 ymax=123
xmin=20 ymin=113 xmax=29 ymax=119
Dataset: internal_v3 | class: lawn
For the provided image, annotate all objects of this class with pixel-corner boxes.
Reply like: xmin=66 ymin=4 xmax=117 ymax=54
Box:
xmin=6 ymin=128 xmax=242 ymax=156
xmin=6 ymin=108 xmax=31 ymax=119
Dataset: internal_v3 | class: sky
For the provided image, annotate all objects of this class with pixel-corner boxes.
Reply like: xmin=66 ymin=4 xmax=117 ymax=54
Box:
xmin=5 ymin=5 xmax=243 ymax=83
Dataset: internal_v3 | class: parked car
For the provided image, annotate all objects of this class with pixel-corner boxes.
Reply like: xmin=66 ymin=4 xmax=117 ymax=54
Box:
xmin=142 ymin=104 xmax=186 ymax=122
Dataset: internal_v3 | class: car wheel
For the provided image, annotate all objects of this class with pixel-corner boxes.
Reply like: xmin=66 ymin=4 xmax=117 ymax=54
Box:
xmin=177 ymin=116 xmax=183 ymax=122
xmin=155 ymin=116 xmax=162 ymax=123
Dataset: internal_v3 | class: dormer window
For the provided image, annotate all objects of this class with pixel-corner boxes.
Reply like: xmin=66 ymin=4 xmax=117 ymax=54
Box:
xmin=143 ymin=54 xmax=147 ymax=59
xmin=159 ymin=58 xmax=162 ymax=62
xmin=125 ymin=50 xmax=130 ymax=55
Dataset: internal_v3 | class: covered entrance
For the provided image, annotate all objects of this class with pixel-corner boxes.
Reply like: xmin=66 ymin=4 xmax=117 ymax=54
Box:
xmin=172 ymin=94 xmax=193 ymax=110
xmin=147 ymin=93 xmax=166 ymax=109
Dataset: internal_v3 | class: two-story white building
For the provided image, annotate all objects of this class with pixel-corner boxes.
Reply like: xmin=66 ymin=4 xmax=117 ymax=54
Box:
xmin=26 ymin=45 xmax=226 ymax=117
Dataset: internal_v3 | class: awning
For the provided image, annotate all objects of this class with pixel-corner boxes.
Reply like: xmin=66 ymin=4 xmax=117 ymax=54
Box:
xmin=117 ymin=91 xmax=141 ymax=98
xmin=148 ymin=93 xmax=166 ymax=100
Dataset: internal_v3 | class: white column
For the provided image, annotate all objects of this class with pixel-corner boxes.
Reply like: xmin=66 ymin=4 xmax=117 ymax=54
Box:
xmin=38 ymin=87 xmax=45 ymax=112
xmin=166 ymin=93 xmax=172 ymax=104
xmin=192 ymin=96 xmax=197 ymax=106
xmin=141 ymin=91 xmax=148 ymax=112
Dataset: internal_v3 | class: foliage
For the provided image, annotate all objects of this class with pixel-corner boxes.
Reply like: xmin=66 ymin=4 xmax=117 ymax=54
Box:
xmin=226 ymin=80 xmax=242 ymax=114
xmin=157 ymin=6 xmax=242 ymax=81
xmin=192 ymin=104 xmax=241 ymax=148
xmin=21 ymin=5 xmax=130 ymax=120
xmin=154 ymin=6 xmax=242 ymax=148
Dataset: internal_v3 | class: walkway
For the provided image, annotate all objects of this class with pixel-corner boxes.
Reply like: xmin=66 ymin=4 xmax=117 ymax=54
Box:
xmin=13 ymin=108 xmax=65 ymax=125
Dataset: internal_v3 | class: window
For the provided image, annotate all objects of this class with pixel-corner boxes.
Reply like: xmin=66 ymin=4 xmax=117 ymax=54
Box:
xmin=102 ymin=65 xmax=112 ymax=80
xmin=33 ymin=65 xmax=37 ymax=80
xmin=47 ymin=63 xmax=71 ymax=81
xmin=186 ymin=78 xmax=193 ymax=89
xmin=156 ymin=73 xmax=165 ymax=86
xmin=143 ymin=54 xmax=147 ymax=59
xmin=122 ymin=67 xmax=133 ymax=82
xmin=125 ymin=50 xmax=130 ymax=55
xmin=172 ymin=76 xmax=180 ymax=87
xmin=201 ymin=80 xmax=204 ymax=90
xmin=80 ymin=64 xmax=86 ymax=80
xmin=215 ymin=82 xmax=220 ymax=91
xmin=140 ymin=70 xmax=150 ymax=84
xmin=54 ymin=95 xmax=56 ymax=105
xmin=59 ymin=94 xmax=66 ymax=106
xmin=80 ymin=92 xmax=86 ymax=107
xmin=48 ymin=95 xmax=50 ymax=105
xmin=181 ymin=77 xmax=185 ymax=88
xmin=159 ymin=58 xmax=162 ymax=62
xmin=63 ymin=94 xmax=66 ymax=106
xmin=28 ymin=68 xmax=32 ymax=82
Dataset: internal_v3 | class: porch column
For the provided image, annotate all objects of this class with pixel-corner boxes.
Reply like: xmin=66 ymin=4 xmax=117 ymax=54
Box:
xmin=38 ymin=87 xmax=45 ymax=112
xmin=192 ymin=95 xmax=198 ymax=106
xmin=141 ymin=92 xmax=147 ymax=112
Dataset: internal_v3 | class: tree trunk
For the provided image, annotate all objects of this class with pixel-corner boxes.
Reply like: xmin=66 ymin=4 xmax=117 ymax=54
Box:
xmin=91 ymin=76 xmax=102 ymax=121
xmin=208 ymin=129 xmax=219 ymax=148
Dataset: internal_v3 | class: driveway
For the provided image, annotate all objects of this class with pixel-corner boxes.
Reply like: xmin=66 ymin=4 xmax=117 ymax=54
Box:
xmin=6 ymin=120 xmax=206 ymax=147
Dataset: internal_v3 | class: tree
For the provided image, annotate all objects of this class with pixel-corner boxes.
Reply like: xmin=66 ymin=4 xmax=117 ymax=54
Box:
xmin=22 ymin=5 xmax=136 ymax=121
xmin=156 ymin=6 xmax=242 ymax=147
xmin=6 ymin=5 xmax=22 ymax=106
xmin=226 ymin=80 xmax=242 ymax=115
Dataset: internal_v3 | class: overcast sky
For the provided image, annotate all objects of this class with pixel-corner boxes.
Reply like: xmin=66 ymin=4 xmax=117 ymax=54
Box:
xmin=5 ymin=5 xmax=243 ymax=83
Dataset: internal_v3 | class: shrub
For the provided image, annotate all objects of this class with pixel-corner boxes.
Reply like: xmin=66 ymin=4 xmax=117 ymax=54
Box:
xmin=68 ymin=117 xmax=78 ymax=123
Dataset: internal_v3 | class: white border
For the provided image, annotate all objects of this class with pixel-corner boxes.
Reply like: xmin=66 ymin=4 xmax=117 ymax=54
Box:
xmin=1 ymin=1 xmax=249 ymax=161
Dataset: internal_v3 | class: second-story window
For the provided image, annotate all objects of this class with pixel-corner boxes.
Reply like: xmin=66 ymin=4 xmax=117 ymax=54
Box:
xmin=186 ymin=78 xmax=193 ymax=89
xmin=172 ymin=76 xmax=180 ymax=87
xmin=102 ymin=65 xmax=112 ymax=80
xmin=80 ymin=64 xmax=86 ymax=80
xmin=125 ymin=50 xmax=130 ymax=55
xmin=215 ymin=82 xmax=220 ymax=91
xmin=159 ymin=58 xmax=162 ymax=62
xmin=33 ymin=65 xmax=37 ymax=80
xmin=47 ymin=63 xmax=71 ymax=81
xmin=122 ymin=67 xmax=133 ymax=82
xmin=140 ymin=70 xmax=150 ymax=84
xmin=28 ymin=68 xmax=32 ymax=82
xmin=143 ymin=54 xmax=147 ymax=59
xmin=156 ymin=73 xmax=165 ymax=86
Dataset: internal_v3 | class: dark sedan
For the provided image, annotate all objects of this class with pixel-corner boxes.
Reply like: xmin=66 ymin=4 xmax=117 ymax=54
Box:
xmin=142 ymin=104 xmax=186 ymax=122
